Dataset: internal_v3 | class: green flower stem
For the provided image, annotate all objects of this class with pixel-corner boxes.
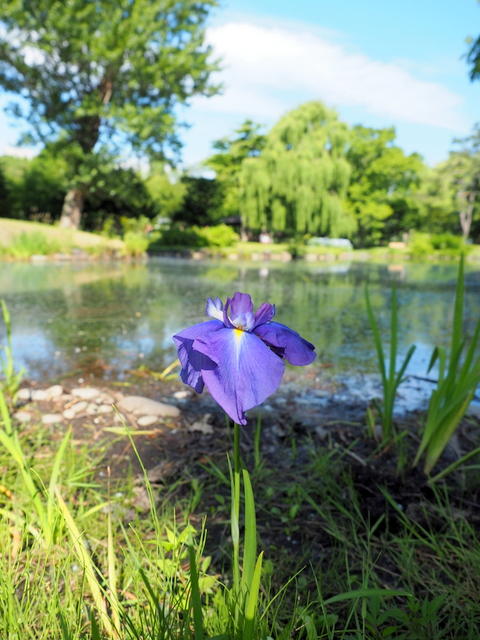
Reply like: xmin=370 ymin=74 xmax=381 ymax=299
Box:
xmin=231 ymin=421 xmax=241 ymax=595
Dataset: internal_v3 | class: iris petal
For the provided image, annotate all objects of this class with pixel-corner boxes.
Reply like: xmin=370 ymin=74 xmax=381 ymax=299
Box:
xmin=253 ymin=321 xmax=316 ymax=366
xmin=205 ymin=297 xmax=224 ymax=321
xmin=253 ymin=302 xmax=276 ymax=327
xmin=173 ymin=320 xmax=222 ymax=392
xmin=227 ymin=292 xmax=255 ymax=330
xmin=193 ymin=328 xmax=284 ymax=425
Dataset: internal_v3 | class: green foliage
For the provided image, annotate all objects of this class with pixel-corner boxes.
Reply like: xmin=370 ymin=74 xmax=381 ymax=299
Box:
xmin=239 ymin=101 xmax=354 ymax=237
xmin=0 ymin=163 xmax=12 ymax=218
xmin=365 ymin=287 xmax=416 ymax=443
xmin=0 ymin=301 xmax=23 ymax=400
xmin=154 ymin=223 xmax=239 ymax=249
xmin=409 ymin=232 xmax=469 ymax=258
xmin=145 ymin=165 xmax=187 ymax=218
xmin=171 ymin=176 xmax=225 ymax=226
xmin=0 ymin=0 xmax=220 ymax=225
xmin=346 ymin=126 xmax=425 ymax=245
xmin=414 ymin=257 xmax=480 ymax=474
xmin=20 ymin=151 xmax=69 ymax=221
xmin=123 ymin=232 xmax=149 ymax=257
xmin=206 ymin=119 xmax=266 ymax=219
xmin=5 ymin=231 xmax=62 ymax=259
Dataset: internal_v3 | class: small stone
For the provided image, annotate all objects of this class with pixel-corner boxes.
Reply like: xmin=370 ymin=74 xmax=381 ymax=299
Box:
xmin=188 ymin=414 xmax=214 ymax=435
xmin=173 ymin=390 xmax=191 ymax=400
xmin=45 ymin=384 xmax=63 ymax=400
xmin=42 ymin=413 xmax=63 ymax=425
xmin=71 ymin=387 xmax=101 ymax=401
xmin=17 ymin=388 xmax=32 ymax=401
xmin=86 ymin=404 xmax=99 ymax=415
xmin=63 ymin=401 xmax=88 ymax=420
xmin=97 ymin=404 xmax=113 ymax=414
xmin=137 ymin=415 xmax=158 ymax=427
xmin=117 ymin=396 xmax=180 ymax=418
xmin=31 ymin=389 xmax=49 ymax=401
xmin=14 ymin=411 xmax=32 ymax=423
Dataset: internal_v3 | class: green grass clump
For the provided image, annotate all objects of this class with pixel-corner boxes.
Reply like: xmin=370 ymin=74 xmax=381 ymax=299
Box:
xmin=123 ymin=231 xmax=149 ymax=257
xmin=5 ymin=231 xmax=63 ymax=259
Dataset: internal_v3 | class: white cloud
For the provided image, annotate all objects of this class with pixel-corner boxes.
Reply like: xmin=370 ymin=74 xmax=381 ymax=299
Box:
xmin=197 ymin=21 xmax=467 ymax=131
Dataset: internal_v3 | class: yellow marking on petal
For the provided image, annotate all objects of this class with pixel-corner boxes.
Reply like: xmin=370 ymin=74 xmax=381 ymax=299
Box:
xmin=233 ymin=328 xmax=244 ymax=343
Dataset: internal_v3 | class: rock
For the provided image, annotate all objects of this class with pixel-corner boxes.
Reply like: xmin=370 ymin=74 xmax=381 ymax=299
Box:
xmin=86 ymin=404 xmax=99 ymax=415
xmin=173 ymin=390 xmax=191 ymax=400
xmin=42 ymin=413 xmax=63 ymax=425
xmin=117 ymin=396 xmax=180 ymax=418
xmin=63 ymin=401 xmax=88 ymax=420
xmin=17 ymin=388 xmax=32 ymax=402
xmin=71 ymin=387 xmax=101 ymax=401
xmin=188 ymin=414 xmax=214 ymax=435
xmin=14 ymin=411 xmax=32 ymax=423
xmin=137 ymin=415 xmax=158 ymax=427
xmin=45 ymin=384 xmax=63 ymax=400
xmin=31 ymin=389 xmax=49 ymax=401
xmin=97 ymin=404 xmax=113 ymax=414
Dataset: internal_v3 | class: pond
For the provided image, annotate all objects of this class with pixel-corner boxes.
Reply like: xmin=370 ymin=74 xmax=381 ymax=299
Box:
xmin=1 ymin=258 xmax=479 ymax=402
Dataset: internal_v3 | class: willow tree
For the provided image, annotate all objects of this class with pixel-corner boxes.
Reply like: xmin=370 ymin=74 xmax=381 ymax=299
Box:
xmin=0 ymin=0 xmax=219 ymax=228
xmin=238 ymin=102 xmax=353 ymax=236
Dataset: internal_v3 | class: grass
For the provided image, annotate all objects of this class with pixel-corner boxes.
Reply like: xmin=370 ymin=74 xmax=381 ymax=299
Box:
xmin=0 ymin=218 xmax=124 ymax=259
xmin=1 ymin=390 xmax=480 ymax=638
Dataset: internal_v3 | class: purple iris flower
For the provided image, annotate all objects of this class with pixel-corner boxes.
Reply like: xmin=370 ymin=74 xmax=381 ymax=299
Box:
xmin=172 ymin=292 xmax=316 ymax=425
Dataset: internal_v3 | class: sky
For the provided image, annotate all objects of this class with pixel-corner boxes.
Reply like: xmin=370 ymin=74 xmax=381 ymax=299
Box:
xmin=1 ymin=0 xmax=479 ymax=167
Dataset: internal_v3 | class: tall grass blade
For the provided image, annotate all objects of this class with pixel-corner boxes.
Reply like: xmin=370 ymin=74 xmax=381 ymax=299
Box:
xmin=56 ymin=488 xmax=116 ymax=639
xmin=188 ymin=546 xmax=204 ymax=640
xmin=242 ymin=468 xmax=257 ymax=591
xmin=242 ymin=552 xmax=263 ymax=640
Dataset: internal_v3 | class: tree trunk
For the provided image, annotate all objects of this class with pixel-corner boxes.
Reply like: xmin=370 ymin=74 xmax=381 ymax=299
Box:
xmin=59 ymin=188 xmax=84 ymax=229
xmin=459 ymin=190 xmax=475 ymax=240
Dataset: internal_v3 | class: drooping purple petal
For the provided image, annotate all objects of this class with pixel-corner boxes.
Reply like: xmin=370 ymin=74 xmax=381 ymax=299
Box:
xmin=205 ymin=297 xmax=224 ymax=322
xmin=173 ymin=320 xmax=221 ymax=392
xmin=253 ymin=321 xmax=316 ymax=366
xmin=193 ymin=327 xmax=284 ymax=425
xmin=253 ymin=302 xmax=276 ymax=328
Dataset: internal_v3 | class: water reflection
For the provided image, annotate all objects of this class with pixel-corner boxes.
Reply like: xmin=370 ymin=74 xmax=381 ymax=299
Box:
xmin=1 ymin=258 xmax=479 ymax=382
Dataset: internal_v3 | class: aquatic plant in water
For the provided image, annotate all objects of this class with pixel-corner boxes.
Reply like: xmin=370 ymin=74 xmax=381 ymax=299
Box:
xmin=173 ymin=292 xmax=316 ymax=424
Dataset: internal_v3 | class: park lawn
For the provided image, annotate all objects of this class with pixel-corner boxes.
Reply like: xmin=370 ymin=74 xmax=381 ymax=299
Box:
xmin=0 ymin=217 xmax=124 ymax=253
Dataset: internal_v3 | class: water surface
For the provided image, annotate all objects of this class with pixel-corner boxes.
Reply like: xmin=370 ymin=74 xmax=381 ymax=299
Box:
xmin=1 ymin=258 xmax=479 ymax=390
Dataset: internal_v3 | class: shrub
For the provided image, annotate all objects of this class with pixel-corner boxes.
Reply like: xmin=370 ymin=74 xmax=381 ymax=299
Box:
xmin=409 ymin=232 xmax=433 ymax=257
xmin=409 ymin=232 xmax=469 ymax=258
xmin=198 ymin=223 xmax=239 ymax=247
xmin=7 ymin=232 xmax=62 ymax=259
xmin=123 ymin=231 xmax=149 ymax=257
xmin=152 ymin=224 xmax=239 ymax=249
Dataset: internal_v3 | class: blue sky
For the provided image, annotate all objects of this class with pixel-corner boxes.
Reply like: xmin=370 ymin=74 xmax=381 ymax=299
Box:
xmin=1 ymin=0 xmax=480 ymax=167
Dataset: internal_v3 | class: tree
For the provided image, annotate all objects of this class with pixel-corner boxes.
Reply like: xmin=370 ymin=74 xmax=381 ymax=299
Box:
xmin=171 ymin=176 xmax=224 ymax=226
xmin=145 ymin=164 xmax=187 ymax=220
xmin=239 ymin=102 xmax=353 ymax=237
xmin=441 ymin=130 xmax=480 ymax=240
xmin=206 ymin=120 xmax=266 ymax=220
xmin=345 ymin=126 xmax=425 ymax=245
xmin=0 ymin=0 xmax=219 ymax=228
xmin=0 ymin=163 xmax=12 ymax=218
